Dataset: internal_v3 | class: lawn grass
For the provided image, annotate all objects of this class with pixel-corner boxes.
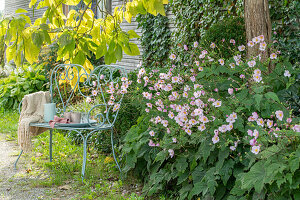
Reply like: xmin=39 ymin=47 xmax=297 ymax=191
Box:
xmin=0 ymin=108 xmax=19 ymax=140
xmin=0 ymin=109 xmax=145 ymax=199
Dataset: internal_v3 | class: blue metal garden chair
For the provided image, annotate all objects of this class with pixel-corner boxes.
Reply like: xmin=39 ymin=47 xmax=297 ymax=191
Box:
xmin=15 ymin=64 xmax=127 ymax=181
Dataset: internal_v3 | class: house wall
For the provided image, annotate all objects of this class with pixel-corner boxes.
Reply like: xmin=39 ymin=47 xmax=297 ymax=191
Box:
xmin=112 ymin=1 xmax=175 ymax=71
xmin=4 ymin=0 xmax=47 ymax=22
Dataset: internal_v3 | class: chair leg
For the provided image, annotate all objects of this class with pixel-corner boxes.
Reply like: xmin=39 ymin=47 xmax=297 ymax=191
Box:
xmin=110 ymin=128 xmax=121 ymax=173
xmin=14 ymin=150 xmax=23 ymax=170
xmin=49 ymin=129 xmax=53 ymax=162
xmin=81 ymin=135 xmax=88 ymax=182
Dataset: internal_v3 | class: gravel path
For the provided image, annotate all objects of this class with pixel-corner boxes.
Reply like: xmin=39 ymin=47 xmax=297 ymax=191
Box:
xmin=0 ymin=135 xmax=76 ymax=200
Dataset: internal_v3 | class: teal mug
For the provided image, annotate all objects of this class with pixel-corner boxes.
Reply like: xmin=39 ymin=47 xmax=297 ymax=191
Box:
xmin=44 ymin=103 xmax=56 ymax=122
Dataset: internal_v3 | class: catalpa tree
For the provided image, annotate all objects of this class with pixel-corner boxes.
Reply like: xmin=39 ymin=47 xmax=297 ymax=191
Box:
xmin=0 ymin=0 xmax=168 ymax=69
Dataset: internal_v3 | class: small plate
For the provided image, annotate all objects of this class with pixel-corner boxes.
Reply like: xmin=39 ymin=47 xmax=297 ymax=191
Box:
xmin=56 ymin=120 xmax=97 ymax=128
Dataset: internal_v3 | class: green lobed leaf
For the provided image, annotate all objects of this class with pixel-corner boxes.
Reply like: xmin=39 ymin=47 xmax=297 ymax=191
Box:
xmin=175 ymin=157 xmax=188 ymax=173
xmin=265 ymin=92 xmax=280 ymax=103
xmin=253 ymin=94 xmax=263 ymax=111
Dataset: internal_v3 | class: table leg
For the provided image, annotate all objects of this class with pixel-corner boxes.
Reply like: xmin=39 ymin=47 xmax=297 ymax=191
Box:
xmin=50 ymin=129 xmax=53 ymax=162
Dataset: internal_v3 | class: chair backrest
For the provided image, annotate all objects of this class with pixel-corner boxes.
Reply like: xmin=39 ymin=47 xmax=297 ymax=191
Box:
xmin=50 ymin=64 xmax=128 ymax=127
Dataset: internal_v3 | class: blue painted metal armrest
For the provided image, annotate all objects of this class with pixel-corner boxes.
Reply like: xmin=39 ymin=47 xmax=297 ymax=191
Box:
xmin=18 ymin=100 xmax=23 ymax=115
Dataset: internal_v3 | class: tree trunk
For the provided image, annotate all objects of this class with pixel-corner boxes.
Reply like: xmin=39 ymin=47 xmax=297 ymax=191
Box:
xmin=244 ymin=0 xmax=272 ymax=64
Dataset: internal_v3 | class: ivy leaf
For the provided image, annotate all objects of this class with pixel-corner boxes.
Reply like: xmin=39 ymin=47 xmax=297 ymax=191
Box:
xmin=264 ymin=92 xmax=280 ymax=103
xmin=15 ymin=8 xmax=28 ymax=13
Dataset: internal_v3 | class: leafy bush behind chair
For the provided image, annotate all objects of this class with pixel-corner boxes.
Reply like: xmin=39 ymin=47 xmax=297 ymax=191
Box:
xmin=0 ymin=64 xmax=47 ymax=110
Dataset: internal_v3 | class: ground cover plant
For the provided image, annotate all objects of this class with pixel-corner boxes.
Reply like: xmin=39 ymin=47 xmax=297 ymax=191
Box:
xmin=122 ymin=36 xmax=300 ymax=199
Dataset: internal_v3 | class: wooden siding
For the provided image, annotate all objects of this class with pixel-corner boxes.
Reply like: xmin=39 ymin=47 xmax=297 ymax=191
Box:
xmin=112 ymin=0 xmax=142 ymax=71
xmin=112 ymin=1 xmax=176 ymax=71
xmin=4 ymin=0 xmax=47 ymax=22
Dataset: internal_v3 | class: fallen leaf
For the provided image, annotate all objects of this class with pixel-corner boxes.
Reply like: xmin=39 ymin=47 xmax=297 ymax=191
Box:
xmin=58 ymin=185 xmax=71 ymax=190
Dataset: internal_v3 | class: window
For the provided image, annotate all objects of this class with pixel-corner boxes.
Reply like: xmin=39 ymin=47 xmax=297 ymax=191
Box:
xmin=62 ymin=0 xmax=111 ymax=19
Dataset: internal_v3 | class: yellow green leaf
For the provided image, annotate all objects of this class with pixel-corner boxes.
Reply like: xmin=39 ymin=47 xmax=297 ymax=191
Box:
xmin=128 ymin=30 xmax=140 ymax=39
xmin=15 ymin=8 xmax=28 ymax=14
xmin=29 ymin=0 xmax=38 ymax=8
xmin=24 ymin=37 xmax=40 ymax=64
xmin=123 ymin=42 xmax=140 ymax=56
xmin=124 ymin=11 xmax=132 ymax=23
xmin=115 ymin=44 xmax=123 ymax=61
xmin=65 ymin=0 xmax=81 ymax=6
xmin=20 ymin=14 xmax=31 ymax=24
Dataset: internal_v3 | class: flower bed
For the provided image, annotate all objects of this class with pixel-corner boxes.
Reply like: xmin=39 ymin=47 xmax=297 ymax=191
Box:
xmin=122 ymin=36 xmax=300 ymax=199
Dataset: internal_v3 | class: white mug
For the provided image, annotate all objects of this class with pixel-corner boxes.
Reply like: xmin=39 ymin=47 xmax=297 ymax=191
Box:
xmin=44 ymin=103 xmax=56 ymax=122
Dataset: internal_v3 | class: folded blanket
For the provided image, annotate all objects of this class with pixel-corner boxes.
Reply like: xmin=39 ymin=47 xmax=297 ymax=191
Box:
xmin=49 ymin=116 xmax=70 ymax=128
xmin=18 ymin=91 xmax=51 ymax=152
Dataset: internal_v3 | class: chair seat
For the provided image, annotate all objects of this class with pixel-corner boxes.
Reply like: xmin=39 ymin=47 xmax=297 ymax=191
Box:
xmin=30 ymin=122 xmax=113 ymax=131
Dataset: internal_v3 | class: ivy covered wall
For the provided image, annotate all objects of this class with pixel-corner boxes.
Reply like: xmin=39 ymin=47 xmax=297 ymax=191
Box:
xmin=137 ymin=0 xmax=299 ymax=68
xmin=136 ymin=10 xmax=171 ymax=67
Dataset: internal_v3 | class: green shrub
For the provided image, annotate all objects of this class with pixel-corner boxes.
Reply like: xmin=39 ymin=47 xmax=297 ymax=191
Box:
xmin=121 ymin=37 xmax=300 ymax=199
xmin=270 ymin=0 xmax=300 ymax=66
xmin=201 ymin=17 xmax=246 ymax=58
xmin=0 ymin=64 xmax=47 ymax=110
